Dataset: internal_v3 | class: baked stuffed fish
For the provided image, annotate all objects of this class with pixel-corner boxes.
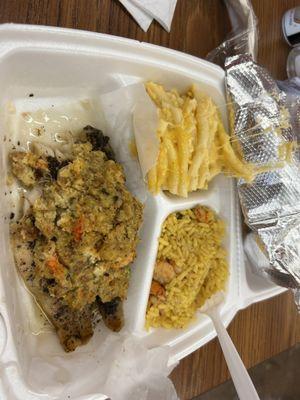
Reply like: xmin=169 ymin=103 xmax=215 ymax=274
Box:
xmin=9 ymin=126 xmax=143 ymax=351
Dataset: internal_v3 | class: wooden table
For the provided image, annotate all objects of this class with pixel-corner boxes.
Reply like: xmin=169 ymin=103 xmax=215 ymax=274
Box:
xmin=1 ymin=1 xmax=299 ymax=399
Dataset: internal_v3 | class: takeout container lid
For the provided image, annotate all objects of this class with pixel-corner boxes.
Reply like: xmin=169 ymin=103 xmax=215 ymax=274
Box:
xmin=0 ymin=24 xmax=285 ymax=400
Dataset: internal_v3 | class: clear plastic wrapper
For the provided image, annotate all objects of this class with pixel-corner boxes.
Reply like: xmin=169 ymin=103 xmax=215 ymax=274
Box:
xmin=277 ymin=77 xmax=300 ymax=137
xmin=207 ymin=0 xmax=258 ymax=64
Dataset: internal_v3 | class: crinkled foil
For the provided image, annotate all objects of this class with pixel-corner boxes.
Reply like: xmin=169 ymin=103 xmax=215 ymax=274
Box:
xmin=225 ymin=54 xmax=300 ymax=308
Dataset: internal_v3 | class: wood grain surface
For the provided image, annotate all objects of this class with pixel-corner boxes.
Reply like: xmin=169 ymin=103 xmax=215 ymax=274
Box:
xmin=0 ymin=1 xmax=299 ymax=399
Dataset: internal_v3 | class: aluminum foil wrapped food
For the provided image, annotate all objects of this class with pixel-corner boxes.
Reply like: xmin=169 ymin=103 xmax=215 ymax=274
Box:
xmin=225 ymin=54 xmax=300 ymax=308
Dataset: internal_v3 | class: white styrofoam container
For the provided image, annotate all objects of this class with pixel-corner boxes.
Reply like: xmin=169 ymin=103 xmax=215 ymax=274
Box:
xmin=0 ymin=24 xmax=285 ymax=399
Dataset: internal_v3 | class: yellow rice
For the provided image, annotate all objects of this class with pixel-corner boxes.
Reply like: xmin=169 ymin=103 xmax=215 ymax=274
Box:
xmin=146 ymin=206 xmax=229 ymax=329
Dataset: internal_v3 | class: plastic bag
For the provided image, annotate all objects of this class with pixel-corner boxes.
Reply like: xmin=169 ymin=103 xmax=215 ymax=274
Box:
xmin=207 ymin=0 xmax=258 ymax=64
xmin=277 ymin=77 xmax=300 ymax=139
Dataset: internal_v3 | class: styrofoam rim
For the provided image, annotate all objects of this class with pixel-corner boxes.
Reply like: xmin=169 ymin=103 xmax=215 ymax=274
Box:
xmin=0 ymin=312 xmax=7 ymax=357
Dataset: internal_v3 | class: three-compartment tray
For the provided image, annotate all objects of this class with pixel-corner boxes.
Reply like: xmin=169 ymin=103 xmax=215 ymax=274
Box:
xmin=0 ymin=24 xmax=285 ymax=400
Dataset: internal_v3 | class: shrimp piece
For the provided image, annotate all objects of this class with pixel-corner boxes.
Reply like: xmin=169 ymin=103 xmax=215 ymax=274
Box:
xmin=150 ymin=281 xmax=165 ymax=298
xmin=194 ymin=206 xmax=209 ymax=223
xmin=153 ymin=260 xmax=175 ymax=285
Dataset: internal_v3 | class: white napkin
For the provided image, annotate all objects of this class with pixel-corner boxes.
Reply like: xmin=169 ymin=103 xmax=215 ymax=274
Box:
xmin=27 ymin=331 xmax=179 ymax=400
xmin=118 ymin=0 xmax=178 ymax=32
xmin=119 ymin=0 xmax=152 ymax=32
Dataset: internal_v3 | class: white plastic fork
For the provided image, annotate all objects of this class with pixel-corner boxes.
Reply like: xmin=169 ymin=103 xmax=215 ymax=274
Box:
xmin=201 ymin=293 xmax=260 ymax=400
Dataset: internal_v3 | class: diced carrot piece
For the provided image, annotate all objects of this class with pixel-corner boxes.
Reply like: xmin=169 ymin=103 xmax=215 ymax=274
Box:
xmin=73 ymin=216 xmax=84 ymax=242
xmin=46 ymin=255 xmax=64 ymax=277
